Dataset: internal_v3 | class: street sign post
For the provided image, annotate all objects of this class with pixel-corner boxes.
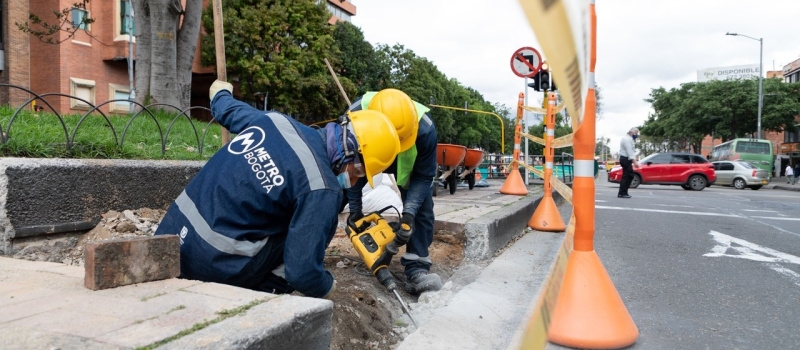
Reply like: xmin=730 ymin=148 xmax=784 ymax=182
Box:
xmin=510 ymin=47 xmax=542 ymax=78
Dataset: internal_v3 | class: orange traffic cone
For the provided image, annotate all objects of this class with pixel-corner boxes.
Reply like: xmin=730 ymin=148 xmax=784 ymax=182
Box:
xmin=528 ymin=194 xmax=565 ymax=231
xmin=547 ymin=250 xmax=639 ymax=349
xmin=499 ymin=167 xmax=527 ymax=195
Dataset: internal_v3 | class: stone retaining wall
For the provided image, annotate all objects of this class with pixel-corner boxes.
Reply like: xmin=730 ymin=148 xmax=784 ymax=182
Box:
xmin=0 ymin=158 xmax=204 ymax=255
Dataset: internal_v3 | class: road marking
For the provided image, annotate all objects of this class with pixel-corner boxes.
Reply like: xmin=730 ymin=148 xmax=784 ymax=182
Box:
xmin=741 ymin=209 xmax=775 ymax=213
xmin=764 ymin=263 xmax=800 ymax=287
xmin=704 ymin=230 xmax=800 ymax=287
xmin=653 ymin=204 xmax=695 ymax=208
xmin=704 ymin=230 xmax=800 ymax=264
xmin=595 ymin=206 xmax=741 ymax=218
xmin=749 ymin=216 xmax=800 ymax=221
xmin=596 ymin=206 xmax=799 ymax=223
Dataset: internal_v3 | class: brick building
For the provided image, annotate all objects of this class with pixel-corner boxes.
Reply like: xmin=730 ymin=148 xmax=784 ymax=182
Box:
xmin=0 ymin=0 xmax=133 ymax=115
xmin=0 ymin=0 xmax=356 ymax=115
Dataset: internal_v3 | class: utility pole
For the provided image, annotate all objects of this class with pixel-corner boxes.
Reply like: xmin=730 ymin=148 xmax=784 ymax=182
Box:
xmin=126 ymin=0 xmax=135 ymax=114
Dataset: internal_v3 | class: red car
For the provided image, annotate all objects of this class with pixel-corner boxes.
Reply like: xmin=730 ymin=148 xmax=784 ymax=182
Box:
xmin=607 ymin=152 xmax=716 ymax=191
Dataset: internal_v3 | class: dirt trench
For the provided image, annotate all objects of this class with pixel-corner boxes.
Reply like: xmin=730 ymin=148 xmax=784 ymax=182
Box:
xmin=9 ymin=209 xmax=467 ymax=349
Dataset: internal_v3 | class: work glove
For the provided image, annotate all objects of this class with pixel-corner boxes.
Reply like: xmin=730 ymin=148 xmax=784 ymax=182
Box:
xmin=322 ymin=279 xmax=337 ymax=300
xmin=386 ymin=213 xmax=414 ymax=255
xmin=347 ymin=211 xmax=368 ymax=234
xmin=209 ymin=79 xmax=233 ymax=101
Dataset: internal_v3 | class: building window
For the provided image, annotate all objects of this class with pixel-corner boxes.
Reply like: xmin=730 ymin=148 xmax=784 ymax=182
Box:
xmin=109 ymin=84 xmax=131 ymax=113
xmin=325 ymin=3 xmax=352 ymax=22
xmin=70 ymin=78 xmax=96 ymax=110
xmin=71 ymin=8 xmax=90 ymax=30
xmin=120 ymin=0 xmax=134 ymax=35
xmin=785 ymin=125 xmax=800 ymax=143
xmin=115 ymin=0 xmax=136 ymax=42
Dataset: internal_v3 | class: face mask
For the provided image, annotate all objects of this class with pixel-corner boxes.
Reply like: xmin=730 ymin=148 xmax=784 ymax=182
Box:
xmin=632 ymin=134 xmax=638 ymax=140
xmin=337 ymin=172 xmax=351 ymax=189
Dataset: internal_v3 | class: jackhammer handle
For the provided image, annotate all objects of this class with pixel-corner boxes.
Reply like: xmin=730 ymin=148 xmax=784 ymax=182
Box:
xmin=386 ymin=223 xmax=412 ymax=255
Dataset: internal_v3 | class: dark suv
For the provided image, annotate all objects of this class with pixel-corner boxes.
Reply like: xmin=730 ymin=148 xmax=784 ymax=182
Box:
xmin=607 ymin=153 xmax=716 ymax=191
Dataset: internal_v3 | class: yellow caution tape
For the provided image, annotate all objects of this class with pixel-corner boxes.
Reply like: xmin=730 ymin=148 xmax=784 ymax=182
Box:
xmin=551 ymin=133 xmax=573 ymax=149
xmin=549 ymin=176 xmax=573 ymax=205
xmin=518 ymin=132 xmax=546 ymax=146
xmin=518 ymin=162 xmax=545 ymax=179
xmin=522 ymin=104 xmax=566 ymax=116
xmin=522 ymin=105 xmax=547 ymax=114
xmin=517 ymin=0 xmax=590 ymax=130
xmin=517 ymin=214 xmax=574 ymax=349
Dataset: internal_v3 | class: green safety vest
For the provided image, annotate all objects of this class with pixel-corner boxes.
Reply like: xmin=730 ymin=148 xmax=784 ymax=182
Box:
xmin=361 ymin=92 xmax=430 ymax=188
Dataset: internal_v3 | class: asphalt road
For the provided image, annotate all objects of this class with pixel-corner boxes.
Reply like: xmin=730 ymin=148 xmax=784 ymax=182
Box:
xmin=585 ymin=176 xmax=800 ymax=349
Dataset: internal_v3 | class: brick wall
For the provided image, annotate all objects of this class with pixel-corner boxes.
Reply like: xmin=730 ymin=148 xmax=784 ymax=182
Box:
xmin=24 ymin=0 xmax=131 ymax=115
xmin=0 ymin=0 xmax=32 ymax=106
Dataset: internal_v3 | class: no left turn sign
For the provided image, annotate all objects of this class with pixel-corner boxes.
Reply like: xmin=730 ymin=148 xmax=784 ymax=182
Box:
xmin=510 ymin=47 xmax=542 ymax=78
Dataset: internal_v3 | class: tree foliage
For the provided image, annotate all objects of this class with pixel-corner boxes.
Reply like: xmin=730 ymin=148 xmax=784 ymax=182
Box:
xmin=16 ymin=1 xmax=96 ymax=44
xmin=642 ymin=78 xmax=800 ymax=154
xmin=202 ymin=2 xmax=519 ymax=152
xmin=201 ymin=0 xmax=347 ymax=122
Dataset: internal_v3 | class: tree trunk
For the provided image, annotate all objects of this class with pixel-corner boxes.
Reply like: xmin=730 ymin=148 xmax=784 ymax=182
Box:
xmin=134 ymin=0 xmax=202 ymax=111
xmin=147 ymin=0 xmax=181 ymax=107
xmin=176 ymin=0 xmax=202 ymax=111
xmin=134 ymin=0 xmax=151 ymax=106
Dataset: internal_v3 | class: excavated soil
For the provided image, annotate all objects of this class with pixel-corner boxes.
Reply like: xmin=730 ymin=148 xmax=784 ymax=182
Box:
xmin=9 ymin=209 xmax=466 ymax=349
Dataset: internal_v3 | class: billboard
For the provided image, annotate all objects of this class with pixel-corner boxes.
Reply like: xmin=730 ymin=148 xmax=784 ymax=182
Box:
xmin=697 ymin=64 xmax=760 ymax=82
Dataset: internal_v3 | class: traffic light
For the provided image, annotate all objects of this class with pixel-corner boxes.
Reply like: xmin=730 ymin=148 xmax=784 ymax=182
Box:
xmin=528 ymin=72 xmax=541 ymax=91
xmin=539 ymin=69 xmax=550 ymax=91
xmin=550 ymin=75 xmax=557 ymax=91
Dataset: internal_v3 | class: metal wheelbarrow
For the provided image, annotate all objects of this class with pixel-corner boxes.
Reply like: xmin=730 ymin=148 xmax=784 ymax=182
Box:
xmin=434 ymin=143 xmax=467 ymax=195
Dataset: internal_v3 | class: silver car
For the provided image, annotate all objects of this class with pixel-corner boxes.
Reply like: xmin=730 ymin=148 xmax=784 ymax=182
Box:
xmin=712 ymin=161 xmax=770 ymax=190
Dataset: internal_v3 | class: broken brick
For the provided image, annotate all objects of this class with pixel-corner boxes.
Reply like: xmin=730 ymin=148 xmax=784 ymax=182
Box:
xmin=84 ymin=235 xmax=180 ymax=290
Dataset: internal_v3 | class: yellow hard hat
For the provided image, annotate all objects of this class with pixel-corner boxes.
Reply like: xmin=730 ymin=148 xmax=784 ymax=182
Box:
xmin=347 ymin=110 xmax=400 ymax=188
xmin=367 ymin=89 xmax=419 ymax=152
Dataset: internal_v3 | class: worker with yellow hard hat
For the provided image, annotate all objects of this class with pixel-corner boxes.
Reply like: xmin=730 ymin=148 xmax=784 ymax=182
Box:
xmin=155 ymin=80 xmax=400 ymax=299
xmin=344 ymin=88 xmax=443 ymax=294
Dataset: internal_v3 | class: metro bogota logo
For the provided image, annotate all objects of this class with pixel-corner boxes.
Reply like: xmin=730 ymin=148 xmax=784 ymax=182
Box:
xmin=228 ymin=126 xmax=265 ymax=155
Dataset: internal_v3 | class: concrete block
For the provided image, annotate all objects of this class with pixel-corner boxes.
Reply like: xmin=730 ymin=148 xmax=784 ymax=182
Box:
xmin=160 ymin=296 xmax=333 ymax=350
xmin=84 ymin=235 xmax=180 ymax=290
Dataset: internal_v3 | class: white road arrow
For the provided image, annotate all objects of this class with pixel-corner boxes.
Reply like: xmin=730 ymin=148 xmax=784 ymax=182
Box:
xmin=704 ymin=230 xmax=800 ymax=286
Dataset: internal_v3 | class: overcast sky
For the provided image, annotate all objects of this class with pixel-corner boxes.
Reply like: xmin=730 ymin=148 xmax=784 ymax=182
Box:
xmin=351 ymin=0 xmax=800 ymax=155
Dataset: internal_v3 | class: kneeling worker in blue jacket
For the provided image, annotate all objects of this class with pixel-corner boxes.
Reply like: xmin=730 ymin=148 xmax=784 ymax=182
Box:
xmin=155 ymin=80 xmax=400 ymax=299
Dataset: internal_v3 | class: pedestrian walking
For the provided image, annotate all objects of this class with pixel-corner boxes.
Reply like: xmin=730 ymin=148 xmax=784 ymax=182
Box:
xmin=785 ymin=164 xmax=794 ymax=184
xmin=793 ymin=162 xmax=800 ymax=185
xmin=617 ymin=127 xmax=639 ymax=198
xmin=154 ymin=80 xmax=401 ymax=298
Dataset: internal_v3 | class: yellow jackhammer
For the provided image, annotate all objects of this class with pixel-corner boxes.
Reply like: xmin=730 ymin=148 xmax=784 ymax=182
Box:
xmin=345 ymin=206 xmax=418 ymax=327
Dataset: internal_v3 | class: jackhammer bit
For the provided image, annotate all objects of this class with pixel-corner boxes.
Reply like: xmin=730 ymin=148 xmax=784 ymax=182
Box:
xmin=345 ymin=207 xmax=419 ymax=328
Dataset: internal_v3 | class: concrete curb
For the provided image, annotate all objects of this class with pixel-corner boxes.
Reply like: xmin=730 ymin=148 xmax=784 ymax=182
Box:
xmin=160 ymin=296 xmax=333 ymax=350
xmin=463 ymin=192 xmax=564 ymax=259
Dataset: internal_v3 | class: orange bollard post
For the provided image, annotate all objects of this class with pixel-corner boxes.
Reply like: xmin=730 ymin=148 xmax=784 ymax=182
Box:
xmin=547 ymin=2 xmax=638 ymax=348
xmin=528 ymin=92 xmax=565 ymax=231
xmin=500 ymin=93 xmax=528 ymax=195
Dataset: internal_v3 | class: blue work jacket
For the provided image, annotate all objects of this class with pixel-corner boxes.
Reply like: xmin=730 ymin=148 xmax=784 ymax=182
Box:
xmin=155 ymin=91 xmax=340 ymax=298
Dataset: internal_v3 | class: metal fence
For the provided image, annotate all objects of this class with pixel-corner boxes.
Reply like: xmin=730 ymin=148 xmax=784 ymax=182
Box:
xmin=0 ymin=84 xmax=219 ymax=157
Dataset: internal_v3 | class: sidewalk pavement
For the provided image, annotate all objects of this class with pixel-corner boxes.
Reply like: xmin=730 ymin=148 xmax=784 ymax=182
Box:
xmin=1 ymin=177 xmax=559 ymax=349
xmin=771 ymin=176 xmax=800 ymax=191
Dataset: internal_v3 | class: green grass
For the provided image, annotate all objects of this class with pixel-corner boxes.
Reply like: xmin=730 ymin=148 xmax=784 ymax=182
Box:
xmin=0 ymin=106 xmax=224 ymax=160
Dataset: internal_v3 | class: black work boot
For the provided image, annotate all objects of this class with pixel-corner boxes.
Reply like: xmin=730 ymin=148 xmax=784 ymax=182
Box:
xmin=406 ymin=271 xmax=443 ymax=294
